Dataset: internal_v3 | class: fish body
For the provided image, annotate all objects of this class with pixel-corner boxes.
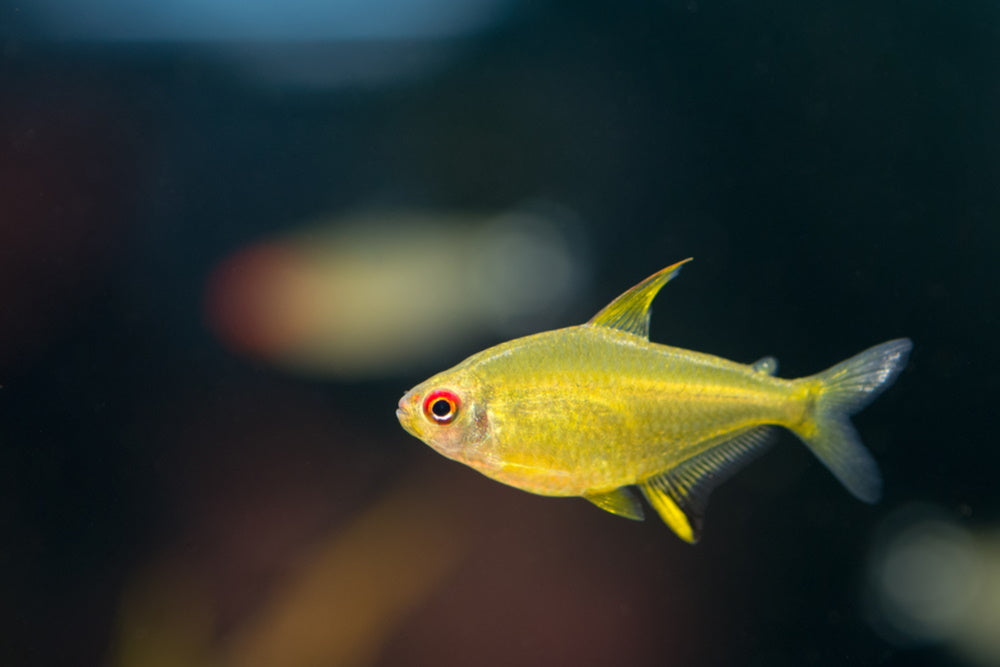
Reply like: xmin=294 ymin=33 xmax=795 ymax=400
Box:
xmin=396 ymin=259 xmax=912 ymax=542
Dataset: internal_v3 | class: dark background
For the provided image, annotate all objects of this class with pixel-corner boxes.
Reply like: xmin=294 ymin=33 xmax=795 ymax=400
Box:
xmin=1 ymin=1 xmax=996 ymax=666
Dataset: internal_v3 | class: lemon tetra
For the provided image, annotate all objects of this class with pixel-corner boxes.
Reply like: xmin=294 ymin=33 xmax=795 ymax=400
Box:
xmin=396 ymin=259 xmax=911 ymax=543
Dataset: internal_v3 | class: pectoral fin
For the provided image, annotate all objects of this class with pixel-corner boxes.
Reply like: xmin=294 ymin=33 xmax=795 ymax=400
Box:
xmin=587 ymin=259 xmax=693 ymax=339
xmin=640 ymin=426 xmax=775 ymax=543
xmin=584 ymin=488 xmax=645 ymax=521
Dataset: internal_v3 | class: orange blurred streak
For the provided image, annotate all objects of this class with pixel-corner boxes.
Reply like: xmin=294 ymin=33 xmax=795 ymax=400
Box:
xmin=110 ymin=464 xmax=469 ymax=667
xmin=224 ymin=466 xmax=466 ymax=667
xmin=111 ymin=458 xmax=692 ymax=667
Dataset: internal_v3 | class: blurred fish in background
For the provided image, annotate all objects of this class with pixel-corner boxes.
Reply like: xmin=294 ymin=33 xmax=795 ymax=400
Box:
xmin=204 ymin=205 xmax=587 ymax=379
xmin=867 ymin=506 xmax=1000 ymax=667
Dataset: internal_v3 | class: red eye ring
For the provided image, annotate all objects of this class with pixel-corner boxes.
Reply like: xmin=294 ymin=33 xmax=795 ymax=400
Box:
xmin=423 ymin=390 xmax=460 ymax=424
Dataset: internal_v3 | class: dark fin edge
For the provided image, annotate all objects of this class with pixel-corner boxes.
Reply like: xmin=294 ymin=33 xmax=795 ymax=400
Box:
xmin=639 ymin=425 xmax=775 ymax=543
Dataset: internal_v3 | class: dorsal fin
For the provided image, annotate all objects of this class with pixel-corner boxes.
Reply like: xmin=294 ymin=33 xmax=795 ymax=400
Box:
xmin=587 ymin=258 xmax=693 ymax=339
xmin=639 ymin=425 xmax=775 ymax=543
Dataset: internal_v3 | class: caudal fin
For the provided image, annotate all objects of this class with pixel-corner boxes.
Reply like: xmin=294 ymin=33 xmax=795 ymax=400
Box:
xmin=790 ymin=338 xmax=912 ymax=503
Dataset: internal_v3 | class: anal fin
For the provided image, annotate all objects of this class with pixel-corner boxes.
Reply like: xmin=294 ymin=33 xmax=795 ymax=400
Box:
xmin=584 ymin=488 xmax=645 ymax=521
xmin=640 ymin=425 xmax=775 ymax=543
xmin=639 ymin=481 xmax=697 ymax=542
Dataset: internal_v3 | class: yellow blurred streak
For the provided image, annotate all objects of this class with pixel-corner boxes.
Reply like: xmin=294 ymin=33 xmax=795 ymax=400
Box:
xmin=110 ymin=560 xmax=217 ymax=667
xmin=224 ymin=466 xmax=465 ymax=667
xmin=956 ymin=532 xmax=1000 ymax=666
xmin=110 ymin=465 xmax=467 ymax=667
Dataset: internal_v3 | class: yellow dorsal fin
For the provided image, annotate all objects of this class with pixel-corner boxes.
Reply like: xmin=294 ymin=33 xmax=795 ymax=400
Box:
xmin=584 ymin=488 xmax=645 ymax=521
xmin=587 ymin=258 xmax=693 ymax=339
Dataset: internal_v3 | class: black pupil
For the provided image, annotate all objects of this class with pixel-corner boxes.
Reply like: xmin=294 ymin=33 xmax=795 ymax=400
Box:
xmin=431 ymin=399 xmax=453 ymax=418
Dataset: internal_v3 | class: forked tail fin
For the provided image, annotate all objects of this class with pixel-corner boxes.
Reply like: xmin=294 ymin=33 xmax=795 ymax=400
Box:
xmin=790 ymin=338 xmax=912 ymax=503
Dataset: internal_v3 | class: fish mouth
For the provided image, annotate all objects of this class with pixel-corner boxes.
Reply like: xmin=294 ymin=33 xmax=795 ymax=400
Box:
xmin=396 ymin=393 xmax=417 ymax=436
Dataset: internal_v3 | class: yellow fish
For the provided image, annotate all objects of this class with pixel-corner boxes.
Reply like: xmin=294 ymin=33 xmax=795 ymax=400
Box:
xmin=396 ymin=259 xmax=912 ymax=543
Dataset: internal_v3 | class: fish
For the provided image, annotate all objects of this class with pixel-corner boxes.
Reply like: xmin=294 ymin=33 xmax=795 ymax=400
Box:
xmin=205 ymin=207 xmax=583 ymax=379
xmin=395 ymin=259 xmax=912 ymax=543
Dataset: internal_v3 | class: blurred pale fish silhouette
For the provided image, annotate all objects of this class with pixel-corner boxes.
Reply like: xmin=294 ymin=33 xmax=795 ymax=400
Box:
xmin=398 ymin=260 xmax=911 ymax=543
xmin=867 ymin=505 xmax=1000 ymax=666
xmin=205 ymin=207 xmax=585 ymax=378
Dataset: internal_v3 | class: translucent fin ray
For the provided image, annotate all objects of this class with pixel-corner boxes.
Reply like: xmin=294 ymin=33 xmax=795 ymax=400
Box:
xmin=640 ymin=426 xmax=775 ymax=543
xmin=810 ymin=338 xmax=912 ymax=415
xmin=791 ymin=338 xmax=912 ymax=503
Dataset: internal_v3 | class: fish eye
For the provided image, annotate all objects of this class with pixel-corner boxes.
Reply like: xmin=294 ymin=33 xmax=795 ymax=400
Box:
xmin=423 ymin=390 xmax=460 ymax=424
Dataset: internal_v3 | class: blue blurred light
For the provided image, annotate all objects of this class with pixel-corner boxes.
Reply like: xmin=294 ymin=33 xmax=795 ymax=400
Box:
xmin=30 ymin=0 xmax=512 ymax=41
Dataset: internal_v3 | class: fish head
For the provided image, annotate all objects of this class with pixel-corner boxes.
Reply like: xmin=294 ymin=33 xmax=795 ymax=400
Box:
xmin=396 ymin=367 xmax=495 ymax=469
